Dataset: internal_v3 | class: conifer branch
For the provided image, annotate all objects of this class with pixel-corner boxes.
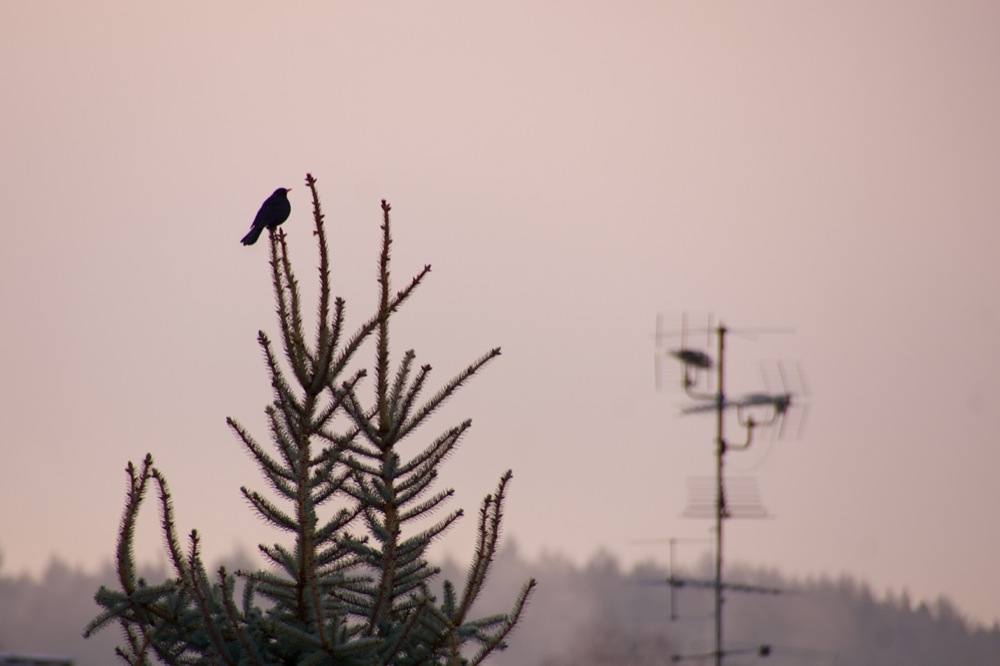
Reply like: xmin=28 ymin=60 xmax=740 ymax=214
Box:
xmin=312 ymin=467 xmax=351 ymax=506
xmin=329 ymin=263 xmax=431 ymax=383
xmin=398 ymin=488 xmax=455 ymax=522
xmin=309 ymin=555 xmax=333 ymax=652
xmin=227 ymin=417 xmax=296 ymax=485
xmin=219 ymin=566 xmax=265 ymax=666
xmin=335 ymin=454 xmax=382 ymax=478
xmin=396 ymin=422 xmax=469 ymax=480
xmin=402 ymin=508 xmax=463 ymax=550
xmin=305 ymin=173 xmax=335 ymax=384
xmin=387 ymin=361 xmax=432 ymax=442
xmin=377 ymin=596 xmax=430 ymax=665
xmin=185 ymin=530 xmax=237 ymax=666
xmin=242 ymin=489 xmax=299 ymax=532
xmin=116 ymin=456 xmax=152 ymax=595
xmin=395 ymin=467 xmax=441 ymax=507
xmin=338 ymin=384 xmax=390 ymax=452
xmin=375 ymin=200 xmax=393 ymax=438
xmin=314 ymin=367 xmax=366 ymax=429
xmin=243 ymin=564 xmax=296 ymax=592
xmin=467 ymin=579 xmax=536 ymax=666
xmin=259 ymin=332 xmax=306 ymax=424
xmin=387 ymin=349 xmax=417 ymax=424
xmin=397 ymin=348 xmax=501 ymax=441
xmin=270 ymin=230 xmax=312 ymax=387
xmin=265 ymin=405 xmax=301 ymax=477
xmin=457 ymin=471 xmax=515 ymax=623
xmin=313 ymin=296 xmax=346 ymax=392
xmin=150 ymin=468 xmax=189 ymax=583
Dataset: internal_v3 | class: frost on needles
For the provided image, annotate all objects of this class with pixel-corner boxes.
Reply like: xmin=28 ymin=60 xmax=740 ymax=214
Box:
xmin=86 ymin=174 xmax=536 ymax=666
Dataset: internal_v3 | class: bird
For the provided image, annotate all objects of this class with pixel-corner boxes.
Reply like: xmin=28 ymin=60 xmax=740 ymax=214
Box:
xmin=241 ymin=188 xmax=291 ymax=246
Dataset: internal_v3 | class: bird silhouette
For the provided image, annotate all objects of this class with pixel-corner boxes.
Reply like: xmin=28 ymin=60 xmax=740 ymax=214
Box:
xmin=241 ymin=188 xmax=291 ymax=246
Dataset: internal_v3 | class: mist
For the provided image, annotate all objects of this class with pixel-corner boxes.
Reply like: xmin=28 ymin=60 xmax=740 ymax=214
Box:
xmin=3 ymin=546 xmax=997 ymax=665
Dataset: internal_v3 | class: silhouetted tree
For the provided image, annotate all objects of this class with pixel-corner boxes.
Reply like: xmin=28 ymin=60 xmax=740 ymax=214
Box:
xmin=86 ymin=174 xmax=534 ymax=665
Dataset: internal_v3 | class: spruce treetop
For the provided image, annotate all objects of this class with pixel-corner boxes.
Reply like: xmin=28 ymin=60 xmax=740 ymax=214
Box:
xmin=86 ymin=174 xmax=535 ymax=665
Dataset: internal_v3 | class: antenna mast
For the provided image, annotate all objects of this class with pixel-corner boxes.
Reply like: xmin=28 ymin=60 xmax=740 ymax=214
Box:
xmin=660 ymin=316 xmax=800 ymax=665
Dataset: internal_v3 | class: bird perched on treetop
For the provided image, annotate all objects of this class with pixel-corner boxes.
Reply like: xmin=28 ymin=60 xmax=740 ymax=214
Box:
xmin=241 ymin=188 xmax=291 ymax=246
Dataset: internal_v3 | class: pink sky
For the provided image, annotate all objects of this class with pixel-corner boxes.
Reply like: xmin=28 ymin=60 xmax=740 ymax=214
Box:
xmin=2 ymin=1 xmax=999 ymax=626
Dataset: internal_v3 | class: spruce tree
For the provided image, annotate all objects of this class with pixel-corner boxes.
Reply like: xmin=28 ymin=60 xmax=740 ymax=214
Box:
xmin=86 ymin=174 xmax=535 ymax=665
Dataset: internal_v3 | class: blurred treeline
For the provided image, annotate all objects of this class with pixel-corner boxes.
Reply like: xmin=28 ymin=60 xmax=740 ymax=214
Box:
xmin=1 ymin=547 xmax=997 ymax=665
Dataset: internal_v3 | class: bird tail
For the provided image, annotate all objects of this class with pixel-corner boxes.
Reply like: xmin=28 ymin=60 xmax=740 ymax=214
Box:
xmin=241 ymin=226 xmax=264 ymax=246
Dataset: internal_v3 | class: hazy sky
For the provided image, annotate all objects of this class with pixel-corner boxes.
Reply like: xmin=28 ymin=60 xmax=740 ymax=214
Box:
xmin=2 ymin=1 xmax=999 ymax=627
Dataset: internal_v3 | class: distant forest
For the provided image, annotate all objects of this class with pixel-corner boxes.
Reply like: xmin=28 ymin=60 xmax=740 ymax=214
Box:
xmin=2 ymin=546 xmax=997 ymax=665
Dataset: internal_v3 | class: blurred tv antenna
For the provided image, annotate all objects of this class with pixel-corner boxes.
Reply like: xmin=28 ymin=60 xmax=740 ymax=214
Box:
xmin=632 ymin=536 xmax=715 ymax=621
xmin=655 ymin=314 xmax=804 ymax=666
xmin=654 ymin=312 xmax=714 ymax=393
